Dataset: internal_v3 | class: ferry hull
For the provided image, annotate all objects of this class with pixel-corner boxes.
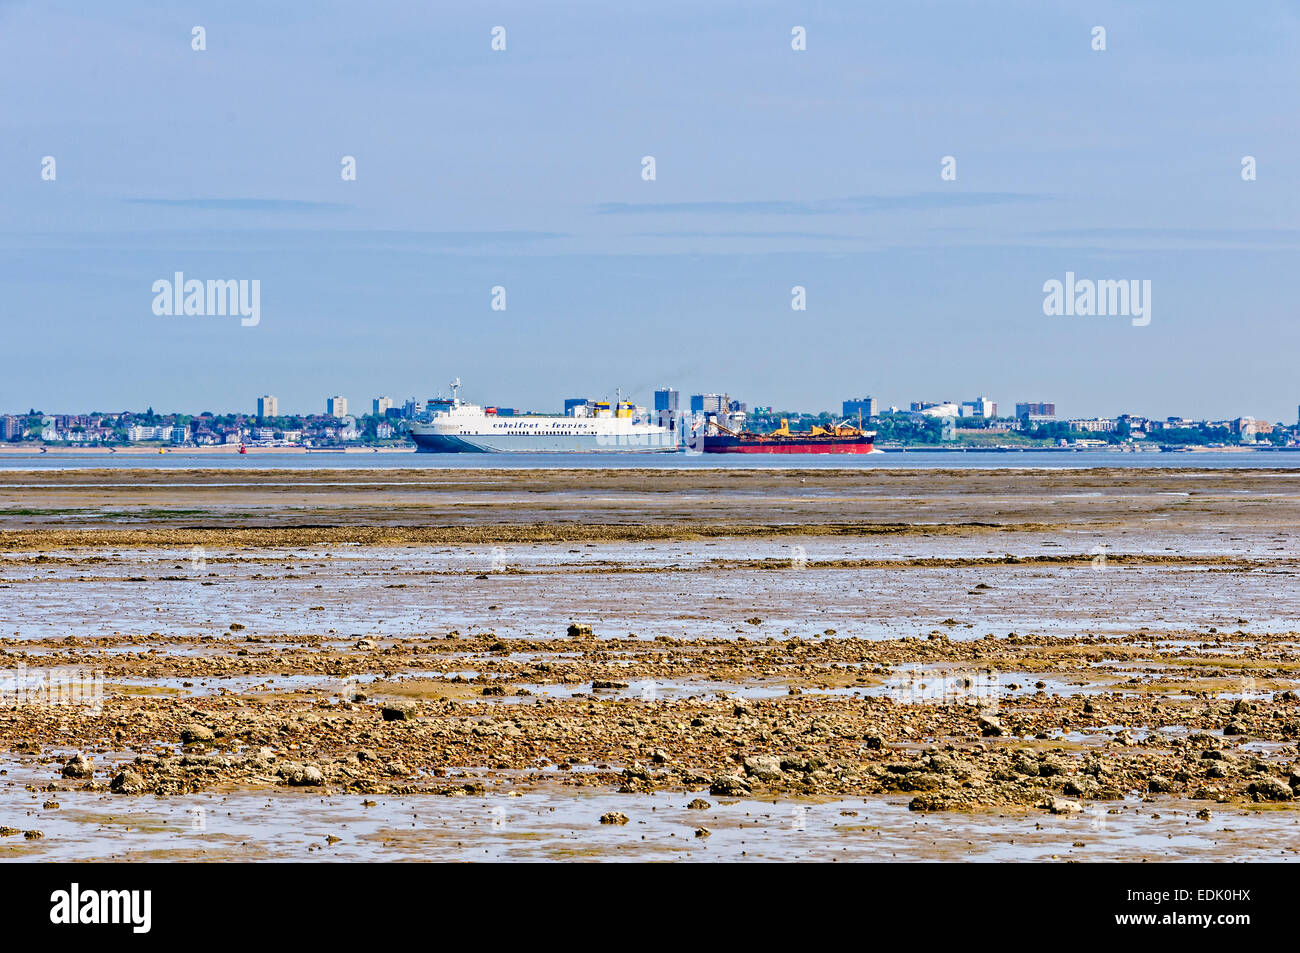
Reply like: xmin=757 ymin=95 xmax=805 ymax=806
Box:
xmin=412 ymin=431 xmax=678 ymax=453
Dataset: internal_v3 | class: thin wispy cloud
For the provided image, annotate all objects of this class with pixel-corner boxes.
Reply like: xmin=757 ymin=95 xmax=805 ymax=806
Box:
xmin=0 ymin=228 xmax=567 ymax=252
xmin=125 ymin=198 xmax=350 ymax=212
xmin=1035 ymin=227 xmax=1300 ymax=244
xmin=596 ymin=193 xmax=1045 ymax=216
xmin=627 ymin=231 xmax=861 ymax=240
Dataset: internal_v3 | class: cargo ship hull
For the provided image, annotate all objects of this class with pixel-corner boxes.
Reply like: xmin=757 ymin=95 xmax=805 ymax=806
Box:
xmin=701 ymin=434 xmax=875 ymax=454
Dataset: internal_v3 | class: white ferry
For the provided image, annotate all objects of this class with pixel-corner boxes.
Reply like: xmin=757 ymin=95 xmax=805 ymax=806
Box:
xmin=408 ymin=380 xmax=679 ymax=453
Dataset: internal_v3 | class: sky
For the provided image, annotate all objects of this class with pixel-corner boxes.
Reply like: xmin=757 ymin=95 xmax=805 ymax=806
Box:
xmin=2 ymin=0 xmax=1298 ymax=421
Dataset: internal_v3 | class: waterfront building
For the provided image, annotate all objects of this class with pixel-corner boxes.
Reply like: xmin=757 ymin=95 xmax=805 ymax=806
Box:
xmin=1069 ymin=418 xmax=1118 ymax=433
xmin=690 ymin=394 xmax=728 ymax=414
xmin=913 ymin=401 xmax=962 ymax=418
xmin=843 ymin=397 xmax=878 ymax=419
xmin=959 ymin=397 xmax=997 ymax=418
xmin=1016 ymin=402 xmax=1056 ymax=420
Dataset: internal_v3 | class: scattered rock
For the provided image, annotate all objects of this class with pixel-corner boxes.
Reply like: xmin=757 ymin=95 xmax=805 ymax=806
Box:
xmin=1044 ymin=797 xmax=1084 ymax=815
xmin=1248 ymin=777 xmax=1293 ymax=802
xmin=381 ymin=702 xmax=416 ymax=722
xmin=180 ymin=724 xmax=215 ymax=744
xmin=276 ymin=762 xmax=324 ymax=786
xmin=110 ymin=770 xmax=146 ymax=794
xmin=709 ymin=774 xmax=751 ymax=797
xmin=61 ymin=753 xmax=93 ymax=779
xmin=1147 ymin=775 xmax=1172 ymax=793
xmin=742 ymin=755 xmax=783 ymax=781
xmin=1011 ymin=753 xmax=1039 ymax=777
xmin=1038 ymin=755 xmax=1068 ymax=777
xmin=1064 ymin=777 xmax=1100 ymax=798
xmin=599 ymin=811 xmax=629 ymax=825
xmin=907 ymin=795 xmax=952 ymax=812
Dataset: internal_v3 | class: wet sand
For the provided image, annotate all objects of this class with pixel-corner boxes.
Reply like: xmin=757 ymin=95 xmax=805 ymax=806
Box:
xmin=2 ymin=467 xmax=1299 ymax=860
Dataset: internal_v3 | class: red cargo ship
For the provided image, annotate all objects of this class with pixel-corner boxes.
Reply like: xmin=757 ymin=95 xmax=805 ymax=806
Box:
xmin=700 ymin=418 xmax=876 ymax=454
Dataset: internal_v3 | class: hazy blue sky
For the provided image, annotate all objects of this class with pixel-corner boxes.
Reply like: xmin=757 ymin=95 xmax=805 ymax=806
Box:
xmin=2 ymin=1 xmax=1298 ymax=420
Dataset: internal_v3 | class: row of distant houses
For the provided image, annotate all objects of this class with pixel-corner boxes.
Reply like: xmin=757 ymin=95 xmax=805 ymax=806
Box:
xmin=1062 ymin=416 xmax=1277 ymax=438
xmin=26 ymin=421 xmax=395 ymax=446
xmin=893 ymin=403 xmax=1283 ymax=441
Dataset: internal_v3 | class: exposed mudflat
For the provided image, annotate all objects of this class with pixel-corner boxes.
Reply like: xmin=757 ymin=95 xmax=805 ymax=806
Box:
xmin=2 ymin=468 xmax=1298 ymax=860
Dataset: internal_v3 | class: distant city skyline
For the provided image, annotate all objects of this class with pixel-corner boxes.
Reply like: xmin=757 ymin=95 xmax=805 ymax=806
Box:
xmin=7 ymin=389 xmax=1296 ymax=427
xmin=2 ymin=2 xmax=1298 ymax=418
